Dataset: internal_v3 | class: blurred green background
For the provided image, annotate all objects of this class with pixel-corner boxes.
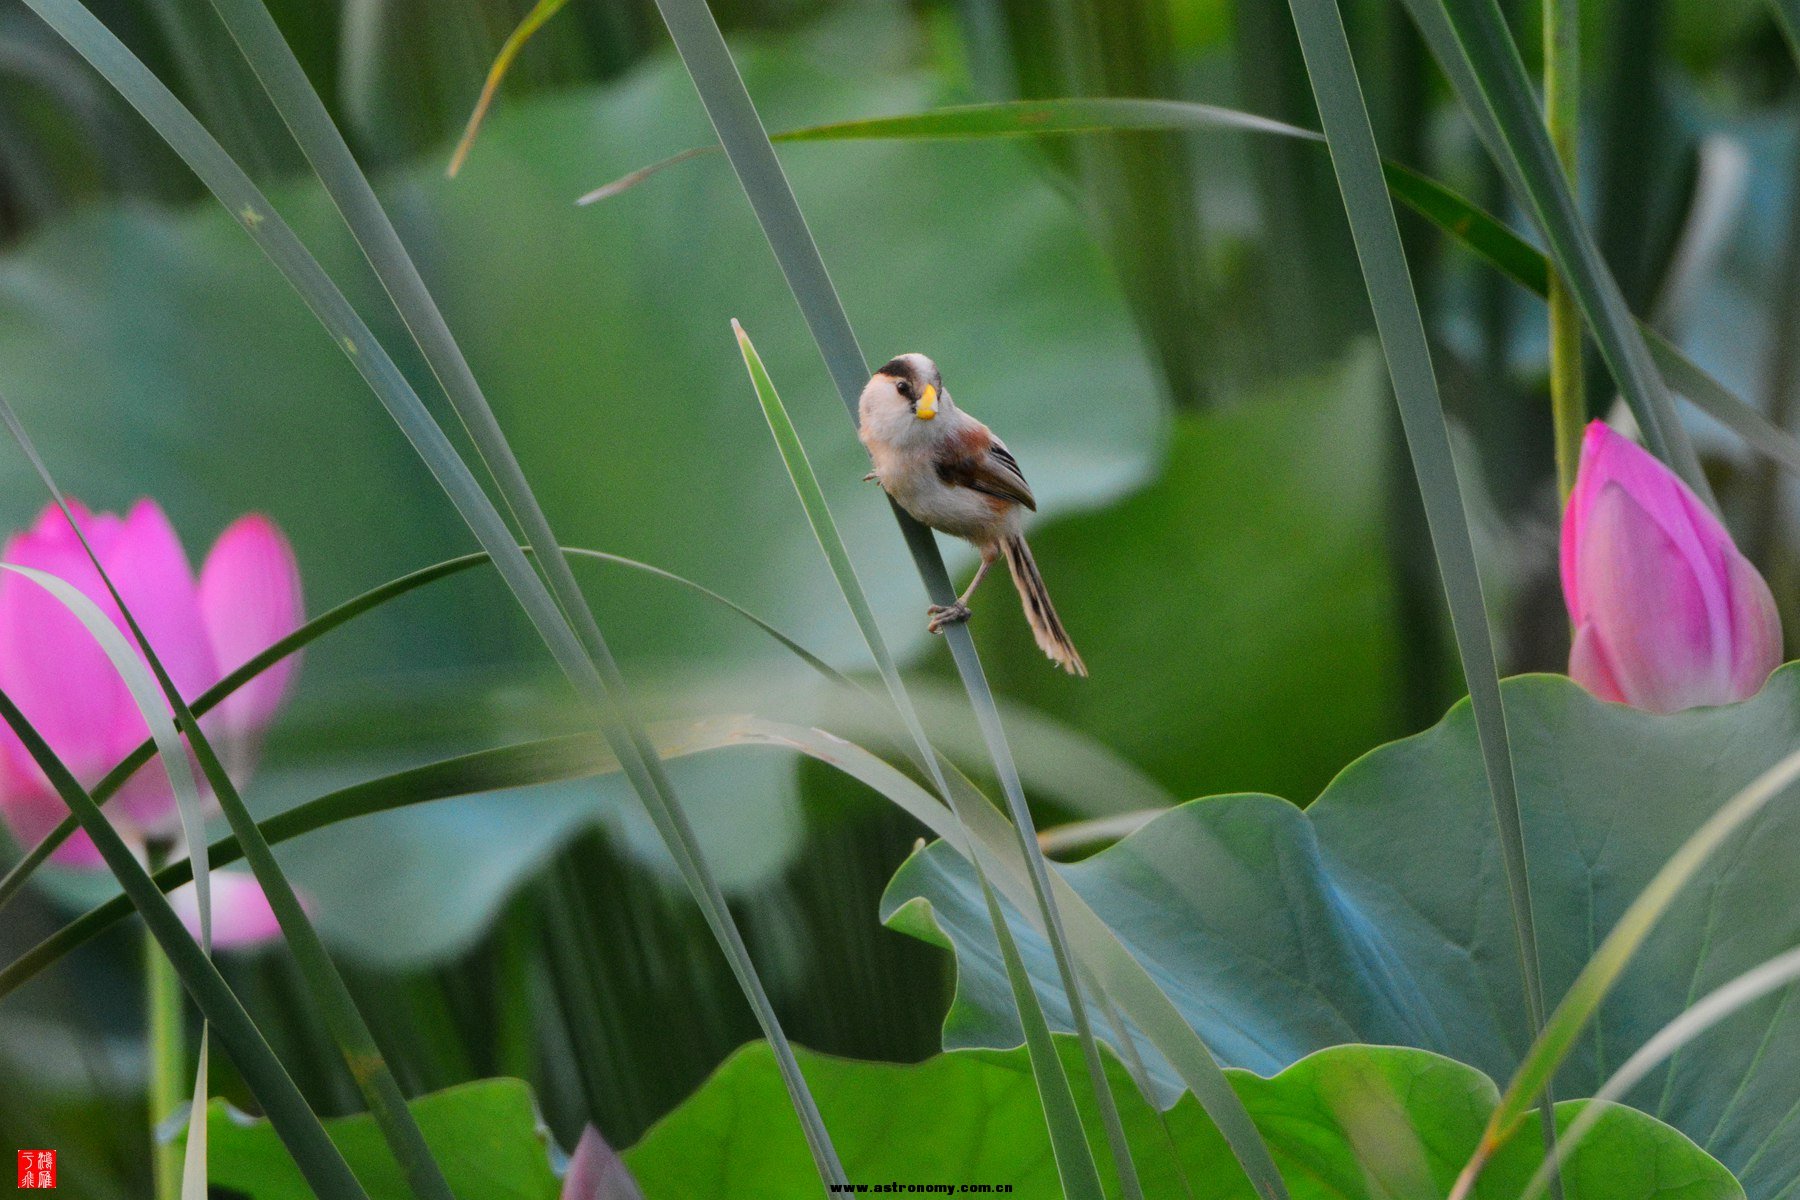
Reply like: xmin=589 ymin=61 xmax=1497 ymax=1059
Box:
xmin=2 ymin=0 xmax=1798 ymax=1192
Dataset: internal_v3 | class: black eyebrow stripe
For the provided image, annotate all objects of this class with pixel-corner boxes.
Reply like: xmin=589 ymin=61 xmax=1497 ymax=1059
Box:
xmin=876 ymin=357 xmax=915 ymax=382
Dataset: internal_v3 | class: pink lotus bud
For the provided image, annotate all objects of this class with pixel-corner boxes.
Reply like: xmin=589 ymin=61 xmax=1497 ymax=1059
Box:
xmin=561 ymin=1125 xmax=644 ymax=1200
xmin=1561 ymin=422 xmax=1782 ymax=713
xmin=0 ymin=500 xmax=302 ymax=867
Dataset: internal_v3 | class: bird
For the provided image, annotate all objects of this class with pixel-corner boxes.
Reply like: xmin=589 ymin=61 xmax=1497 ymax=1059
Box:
xmin=858 ymin=353 xmax=1086 ymax=677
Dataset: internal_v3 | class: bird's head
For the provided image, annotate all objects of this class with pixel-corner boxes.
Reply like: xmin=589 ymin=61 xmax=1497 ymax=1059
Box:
xmin=862 ymin=354 xmax=947 ymax=432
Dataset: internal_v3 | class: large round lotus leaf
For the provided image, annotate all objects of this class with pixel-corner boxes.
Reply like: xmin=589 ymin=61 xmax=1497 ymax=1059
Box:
xmin=883 ymin=666 xmax=1800 ymax=1196
xmin=195 ymin=1043 xmax=1740 ymax=1199
xmin=0 ymin=20 xmax=1163 ymax=960
xmin=198 ymin=1079 xmax=560 ymax=1200
xmin=0 ymin=16 xmax=1163 ymax=697
xmin=623 ymin=1040 xmax=1736 ymax=1199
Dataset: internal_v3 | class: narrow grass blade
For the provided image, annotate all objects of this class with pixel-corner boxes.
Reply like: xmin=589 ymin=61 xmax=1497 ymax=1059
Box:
xmin=1521 ymin=941 xmax=1800 ymax=1200
xmin=573 ymin=99 xmax=1318 ymax=205
xmin=581 ymin=95 xmax=1800 ymax=483
xmin=1393 ymin=0 xmax=1707 ymax=500
xmin=0 ymin=658 xmax=368 ymax=1200
xmin=26 ymin=0 xmax=845 ymax=1180
xmin=648 ymin=3 xmax=1285 ymax=1191
xmin=733 ymin=322 xmax=1113 ymax=1200
xmin=182 ymin=1044 xmax=209 ymax=1200
xmin=1279 ymin=0 xmax=1559 ymax=1172
xmin=0 ymin=395 xmax=457 ymax=1200
xmin=0 ymin=544 xmax=854 ymax=909
xmin=0 ymin=564 xmax=217 ymax=1197
xmin=1452 ymin=746 xmax=1800 ymax=1197
xmin=445 ymin=0 xmax=569 ymax=177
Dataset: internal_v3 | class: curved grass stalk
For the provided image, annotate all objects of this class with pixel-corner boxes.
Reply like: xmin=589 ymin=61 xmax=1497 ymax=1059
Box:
xmin=1520 ymin=941 xmax=1800 ymax=1200
xmin=1450 ymin=746 xmax=1800 ymax=1198
xmin=582 ymin=98 xmax=1800 ymax=487
xmin=24 ymin=0 xmax=845 ymax=1181
xmin=0 ymin=545 xmax=855 ymax=905
xmin=575 ymin=100 xmax=1322 ymax=205
xmin=734 ymin=323 xmax=1114 ymax=1199
xmin=444 ymin=0 xmax=569 ymax=178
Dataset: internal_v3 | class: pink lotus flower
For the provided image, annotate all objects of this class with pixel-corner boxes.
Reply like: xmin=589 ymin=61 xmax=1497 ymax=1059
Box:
xmin=0 ymin=499 xmax=304 ymax=948
xmin=1562 ymin=422 xmax=1783 ymax=713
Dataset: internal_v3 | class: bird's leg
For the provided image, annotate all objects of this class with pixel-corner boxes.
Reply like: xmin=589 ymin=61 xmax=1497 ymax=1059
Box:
xmin=927 ymin=548 xmax=997 ymax=633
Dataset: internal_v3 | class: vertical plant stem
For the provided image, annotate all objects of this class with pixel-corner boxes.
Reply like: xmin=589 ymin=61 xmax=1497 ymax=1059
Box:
xmin=147 ymin=922 xmax=185 ymax=1200
xmin=1532 ymin=0 xmax=1581 ymax=1134
xmin=1545 ymin=0 xmax=1584 ymax=500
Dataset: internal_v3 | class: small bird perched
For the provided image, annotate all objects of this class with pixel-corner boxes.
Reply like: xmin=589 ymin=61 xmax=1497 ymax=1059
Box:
xmin=858 ymin=353 xmax=1086 ymax=676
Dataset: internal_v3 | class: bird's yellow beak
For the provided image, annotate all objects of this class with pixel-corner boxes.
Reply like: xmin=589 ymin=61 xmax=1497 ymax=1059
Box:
xmin=916 ymin=384 xmax=938 ymax=420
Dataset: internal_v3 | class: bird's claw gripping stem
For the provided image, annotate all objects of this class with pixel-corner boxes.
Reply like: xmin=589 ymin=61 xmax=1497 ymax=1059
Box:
xmin=926 ymin=602 xmax=972 ymax=634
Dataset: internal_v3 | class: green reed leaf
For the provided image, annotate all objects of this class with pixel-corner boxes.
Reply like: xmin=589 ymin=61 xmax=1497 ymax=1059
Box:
xmin=582 ymin=96 xmax=1800 ymax=483
xmin=1278 ymin=0 xmax=1559 ymax=1176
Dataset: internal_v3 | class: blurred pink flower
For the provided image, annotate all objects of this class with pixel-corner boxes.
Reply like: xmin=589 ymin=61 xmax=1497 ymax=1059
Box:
xmin=168 ymin=870 xmax=287 ymax=950
xmin=1562 ymin=422 xmax=1782 ymax=713
xmin=0 ymin=498 xmax=304 ymax=948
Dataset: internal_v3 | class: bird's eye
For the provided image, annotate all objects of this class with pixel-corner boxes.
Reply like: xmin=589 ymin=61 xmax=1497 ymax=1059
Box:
xmin=895 ymin=380 xmax=913 ymax=399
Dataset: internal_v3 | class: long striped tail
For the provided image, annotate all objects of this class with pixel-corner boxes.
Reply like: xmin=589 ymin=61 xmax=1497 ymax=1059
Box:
xmin=1000 ymin=535 xmax=1087 ymax=677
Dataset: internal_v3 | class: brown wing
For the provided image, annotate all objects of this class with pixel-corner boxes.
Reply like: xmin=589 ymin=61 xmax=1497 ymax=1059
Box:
xmin=934 ymin=428 xmax=1037 ymax=511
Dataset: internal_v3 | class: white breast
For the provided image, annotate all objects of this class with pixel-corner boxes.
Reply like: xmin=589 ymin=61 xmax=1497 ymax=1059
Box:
xmin=864 ymin=434 xmax=1017 ymax=544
